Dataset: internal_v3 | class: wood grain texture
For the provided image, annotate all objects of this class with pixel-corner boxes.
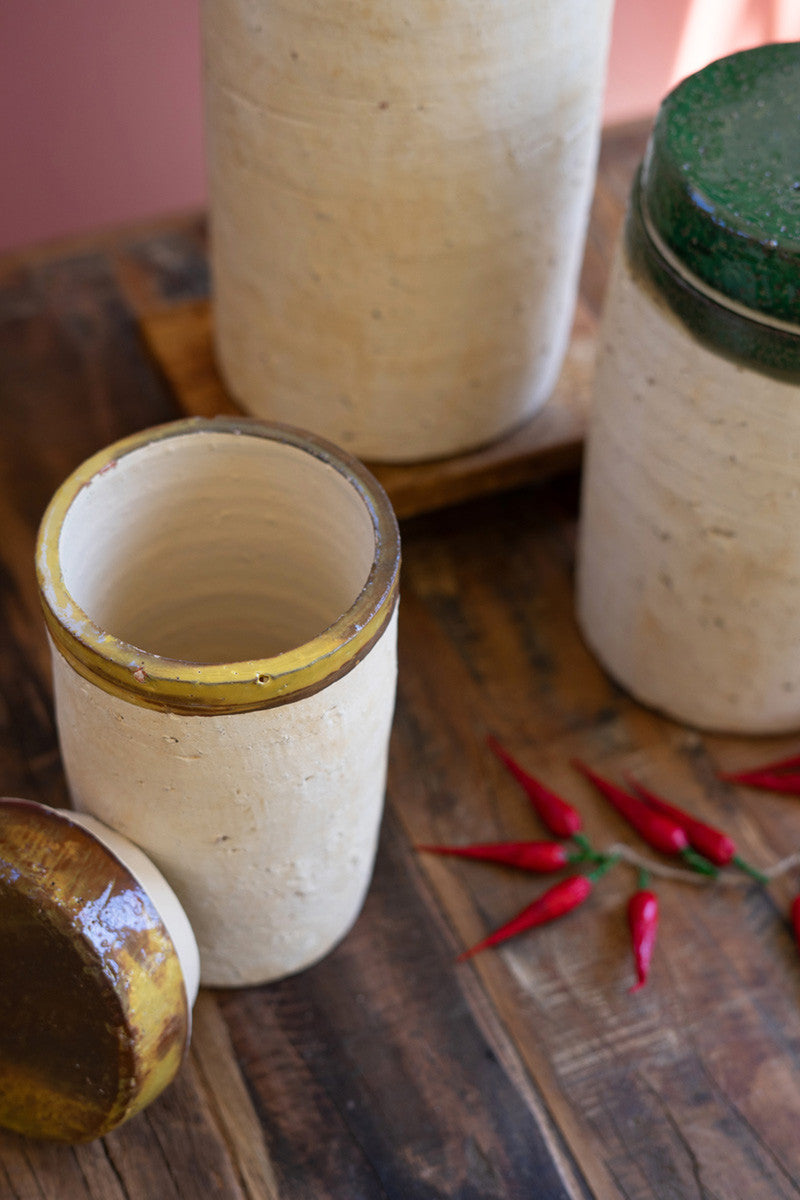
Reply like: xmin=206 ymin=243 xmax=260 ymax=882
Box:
xmin=8 ymin=121 xmax=800 ymax=1199
xmin=393 ymin=486 xmax=800 ymax=1200
xmin=217 ymin=809 xmax=589 ymax=1199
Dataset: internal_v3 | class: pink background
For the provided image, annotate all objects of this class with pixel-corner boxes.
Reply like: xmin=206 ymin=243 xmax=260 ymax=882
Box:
xmin=2 ymin=0 xmax=798 ymax=254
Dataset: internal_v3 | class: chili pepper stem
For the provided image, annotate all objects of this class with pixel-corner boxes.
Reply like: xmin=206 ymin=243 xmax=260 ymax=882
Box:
xmin=586 ymin=854 xmax=620 ymax=883
xmin=732 ymin=854 xmax=770 ymax=885
xmin=566 ymin=848 xmax=594 ymax=865
xmin=680 ymin=848 xmax=718 ymax=877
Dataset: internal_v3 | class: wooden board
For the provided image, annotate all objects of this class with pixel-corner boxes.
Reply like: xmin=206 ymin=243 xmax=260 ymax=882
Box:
xmin=138 ymin=298 xmax=596 ymax=519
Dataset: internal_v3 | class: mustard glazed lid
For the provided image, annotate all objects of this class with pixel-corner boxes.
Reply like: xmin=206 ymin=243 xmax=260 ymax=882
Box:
xmin=641 ymin=41 xmax=800 ymax=324
xmin=0 ymin=798 xmax=194 ymax=1142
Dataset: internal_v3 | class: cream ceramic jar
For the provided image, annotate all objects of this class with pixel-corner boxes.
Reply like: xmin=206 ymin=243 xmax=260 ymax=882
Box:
xmin=36 ymin=418 xmax=401 ymax=986
xmin=201 ymin=0 xmax=614 ymax=462
xmin=577 ymin=45 xmax=800 ymax=734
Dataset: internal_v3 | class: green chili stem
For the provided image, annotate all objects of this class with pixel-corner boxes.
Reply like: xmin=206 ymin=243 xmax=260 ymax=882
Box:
xmin=587 ymin=854 xmax=620 ymax=883
xmin=732 ymin=854 xmax=769 ymax=885
xmin=681 ymin=847 xmax=718 ymax=876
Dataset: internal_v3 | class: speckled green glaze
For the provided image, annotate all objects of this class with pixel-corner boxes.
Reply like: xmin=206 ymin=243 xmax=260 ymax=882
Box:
xmin=627 ymin=171 xmax=800 ymax=379
xmin=642 ymin=41 xmax=800 ymax=323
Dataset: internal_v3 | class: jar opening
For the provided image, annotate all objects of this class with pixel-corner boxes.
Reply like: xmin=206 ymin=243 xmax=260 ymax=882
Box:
xmin=36 ymin=419 xmax=400 ymax=713
xmin=58 ymin=431 xmax=375 ymax=664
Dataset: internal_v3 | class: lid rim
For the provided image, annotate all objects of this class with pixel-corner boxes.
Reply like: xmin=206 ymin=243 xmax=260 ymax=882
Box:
xmin=0 ymin=797 xmax=191 ymax=1142
xmin=642 ymin=40 xmax=800 ymax=325
xmin=627 ymin=171 xmax=800 ymax=379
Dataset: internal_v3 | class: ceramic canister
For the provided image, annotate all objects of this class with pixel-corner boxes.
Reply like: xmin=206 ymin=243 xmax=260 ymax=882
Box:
xmin=576 ymin=43 xmax=800 ymax=734
xmin=200 ymin=0 xmax=614 ymax=463
xmin=36 ymin=417 xmax=401 ymax=987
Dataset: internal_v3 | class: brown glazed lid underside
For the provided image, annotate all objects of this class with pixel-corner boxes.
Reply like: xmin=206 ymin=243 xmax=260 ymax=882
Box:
xmin=0 ymin=798 xmax=190 ymax=1142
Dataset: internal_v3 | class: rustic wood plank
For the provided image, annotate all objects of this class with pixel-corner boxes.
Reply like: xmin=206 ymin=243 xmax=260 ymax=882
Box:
xmin=0 ymin=1133 xmax=128 ymax=1200
xmin=218 ymin=806 xmax=591 ymax=1200
xmin=110 ymin=215 xmax=210 ymax=318
xmin=392 ymin=484 xmax=800 ymax=1200
xmin=189 ymin=994 xmax=281 ymax=1200
xmin=138 ymin=298 xmax=240 ymax=419
xmin=579 ymin=120 xmax=652 ymax=316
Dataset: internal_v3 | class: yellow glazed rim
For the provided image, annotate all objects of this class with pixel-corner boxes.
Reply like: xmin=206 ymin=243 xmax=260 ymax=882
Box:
xmin=36 ymin=417 xmax=401 ymax=715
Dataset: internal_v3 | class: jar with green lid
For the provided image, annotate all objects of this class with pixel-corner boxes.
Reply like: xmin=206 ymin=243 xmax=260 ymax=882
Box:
xmin=576 ymin=42 xmax=800 ymax=734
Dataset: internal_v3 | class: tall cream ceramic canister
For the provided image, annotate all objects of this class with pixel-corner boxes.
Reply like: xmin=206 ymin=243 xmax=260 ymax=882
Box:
xmin=201 ymin=0 xmax=615 ymax=462
xmin=576 ymin=44 xmax=800 ymax=734
xmin=36 ymin=417 xmax=401 ymax=987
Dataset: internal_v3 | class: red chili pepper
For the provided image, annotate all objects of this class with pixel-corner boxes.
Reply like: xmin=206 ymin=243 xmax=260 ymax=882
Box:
xmin=571 ymin=760 xmax=716 ymax=874
xmin=457 ymin=861 xmax=615 ymax=961
xmin=624 ymin=775 xmax=767 ymax=883
xmin=628 ymin=879 xmax=659 ymax=992
xmin=416 ymin=840 xmax=581 ymax=872
xmin=487 ymin=735 xmax=583 ymax=838
xmin=720 ymin=770 xmax=800 ymax=795
xmin=719 ymin=750 xmax=800 ymax=783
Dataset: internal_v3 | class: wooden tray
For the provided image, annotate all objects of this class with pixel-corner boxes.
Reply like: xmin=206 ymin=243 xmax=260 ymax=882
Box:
xmin=139 ymin=298 xmax=596 ymax=519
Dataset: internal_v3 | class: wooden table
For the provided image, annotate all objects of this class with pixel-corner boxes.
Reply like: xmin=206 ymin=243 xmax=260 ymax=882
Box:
xmin=4 ymin=121 xmax=800 ymax=1200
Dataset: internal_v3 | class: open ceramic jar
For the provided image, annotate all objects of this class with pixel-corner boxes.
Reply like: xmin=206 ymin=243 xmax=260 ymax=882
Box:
xmin=36 ymin=415 xmax=401 ymax=987
xmin=14 ymin=416 xmax=400 ymax=1139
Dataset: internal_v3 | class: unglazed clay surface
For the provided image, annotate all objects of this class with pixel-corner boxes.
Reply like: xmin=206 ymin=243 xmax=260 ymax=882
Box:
xmin=53 ymin=613 xmax=397 ymax=987
xmin=47 ymin=423 xmax=399 ymax=986
xmin=577 ymin=245 xmax=800 ymax=733
xmin=202 ymin=0 xmax=613 ymax=462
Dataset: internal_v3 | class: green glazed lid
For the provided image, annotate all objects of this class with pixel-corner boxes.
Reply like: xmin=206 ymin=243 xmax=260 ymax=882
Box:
xmin=641 ymin=41 xmax=800 ymax=324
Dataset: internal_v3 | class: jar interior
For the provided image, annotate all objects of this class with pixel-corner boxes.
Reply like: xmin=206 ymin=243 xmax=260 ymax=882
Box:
xmin=57 ymin=431 xmax=377 ymax=663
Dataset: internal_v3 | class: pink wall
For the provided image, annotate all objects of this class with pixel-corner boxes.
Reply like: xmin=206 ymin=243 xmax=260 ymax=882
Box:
xmin=0 ymin=1 xmax=204 ymax=253
xmin=605 ymin=0 xmax=800 ymax=123
xmin=2 ymin=1 xmax=799 ymax=254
